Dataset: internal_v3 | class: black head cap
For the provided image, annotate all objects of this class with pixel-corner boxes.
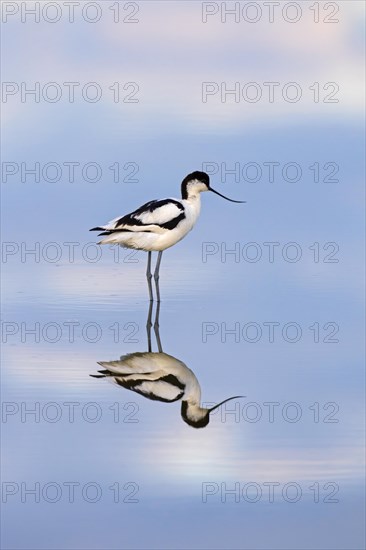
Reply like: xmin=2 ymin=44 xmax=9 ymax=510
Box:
xmin=181 ymin=171 xmax=210 ymax=199
xmin=181 ymin=401 xmax=210 ymax=429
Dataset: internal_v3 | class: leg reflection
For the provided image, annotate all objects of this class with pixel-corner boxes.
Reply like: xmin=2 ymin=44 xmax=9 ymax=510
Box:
xmin=154 ymin=301 xmax=163 ymax=353
xmin=145 ymin=299 xmax=163 ymax=353
xmin=146 ymin=300 xmax=153 ymax=352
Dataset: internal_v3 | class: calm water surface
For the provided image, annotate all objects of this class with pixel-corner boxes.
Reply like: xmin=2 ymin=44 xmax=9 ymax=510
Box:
xmin=2 ymin=251 xmax=364 ymax=549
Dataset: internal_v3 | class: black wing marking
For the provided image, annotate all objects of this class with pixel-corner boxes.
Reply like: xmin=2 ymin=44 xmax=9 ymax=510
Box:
xmin=115 ymin=199 xmax=184 ymax=228
xmin=113 ymin=374 xmax=186 ymax=403
xmin=91 ymin=199 xmax=186 ymax=235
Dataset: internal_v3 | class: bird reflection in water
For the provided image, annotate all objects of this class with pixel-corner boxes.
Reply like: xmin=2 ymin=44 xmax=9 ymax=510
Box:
xmin=91 ymin=302 xmax=243 ymax=428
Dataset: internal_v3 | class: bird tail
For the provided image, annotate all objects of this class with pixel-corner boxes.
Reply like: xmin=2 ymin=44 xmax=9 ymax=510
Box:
xmin=96 ymin=232 xmax=133 ymax=245
xmin=89 ymin=227 xmax=121 ymax=244
xmin=90 ymin=369 xmax=113 ymax=379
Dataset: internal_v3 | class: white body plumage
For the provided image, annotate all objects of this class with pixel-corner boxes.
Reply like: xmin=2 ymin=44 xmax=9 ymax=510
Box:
xmin=96 ymin=194 xmax=202 ymax=251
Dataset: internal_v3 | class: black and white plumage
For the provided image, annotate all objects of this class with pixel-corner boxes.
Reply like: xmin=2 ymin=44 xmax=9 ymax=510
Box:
xmin=90 ymin=171 xmax=245 ymax=300
xmin=92 ymin=198 xmax=186 ymax=250
xmin=91 ymin=351 xmax=243 ymax=429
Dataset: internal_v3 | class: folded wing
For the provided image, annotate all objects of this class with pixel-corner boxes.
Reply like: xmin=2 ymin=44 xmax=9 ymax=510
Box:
xmin=91 ymin=199 xmax=186 ymax=235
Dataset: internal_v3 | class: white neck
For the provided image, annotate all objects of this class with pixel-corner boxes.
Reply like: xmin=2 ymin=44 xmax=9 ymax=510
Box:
xmin=186 ymin=188 xmax=203 ymax=201
xmin=183 ymin=371 xmax=202 ymax=406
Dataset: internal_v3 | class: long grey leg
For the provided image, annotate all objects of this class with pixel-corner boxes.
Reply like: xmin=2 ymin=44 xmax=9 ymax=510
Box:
xmin=146 ymin=251 xmax=153 ymax=302
xmin=154 ymin=251 xmax=163 ymax=303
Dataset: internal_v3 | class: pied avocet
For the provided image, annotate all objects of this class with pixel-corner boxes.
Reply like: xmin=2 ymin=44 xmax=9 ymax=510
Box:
xmin=90 ymin=171 xmax=244 ymax=300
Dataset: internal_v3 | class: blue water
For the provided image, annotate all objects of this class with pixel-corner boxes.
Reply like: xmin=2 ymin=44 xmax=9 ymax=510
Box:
xmin=1 ymin=2 xmax=365 ymax=549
